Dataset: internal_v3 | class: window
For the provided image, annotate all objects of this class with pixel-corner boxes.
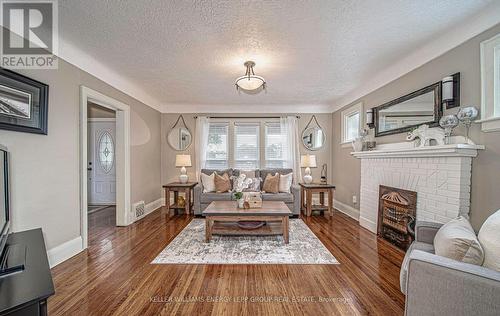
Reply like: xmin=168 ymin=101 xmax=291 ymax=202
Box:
xmin=341 ymin=102 xmax=362 ymax=145
xmin=265 ymin=122 xmax=287 ymax=168
xmin=206 ymin=123 xmax=229 ymax=169
xmin=203 ymin=119 xmax=290 ymax=170
xmin=234 ymin=123 xmax=260 ymax=170
xmin=480 ymin=33 xmax=500 ymax=132
xmin=346 ymin=113 xmax=360 ymax=141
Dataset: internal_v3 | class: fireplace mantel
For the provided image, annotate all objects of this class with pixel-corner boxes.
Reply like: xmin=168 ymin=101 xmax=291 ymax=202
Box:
xmin=351 ymin=137 xmax=484 ymax=233
xmin=351 ymin=143 xmax=484 ymax=159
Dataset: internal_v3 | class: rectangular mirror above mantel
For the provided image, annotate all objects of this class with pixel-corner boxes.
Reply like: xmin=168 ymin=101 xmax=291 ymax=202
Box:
xmin=374 ymin=82 xmax=442 ymax=137
xmin=369 ymin=73 xmax=460 ymax=138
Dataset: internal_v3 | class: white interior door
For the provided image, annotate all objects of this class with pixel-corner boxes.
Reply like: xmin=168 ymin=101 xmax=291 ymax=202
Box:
xmin=88 ymin=121 xmax=116 ymax=205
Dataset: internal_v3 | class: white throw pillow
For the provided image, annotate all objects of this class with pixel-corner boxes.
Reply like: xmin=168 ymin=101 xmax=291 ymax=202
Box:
xmin=201 ymin=172 xmax=215 ymax=193
xmin=278 ymin=173 xmax=293 ymax=193
xmin=434 ymin=216 xmax=484 ymax=265
xmin=478 ymin=209 xmax=500 ymax=272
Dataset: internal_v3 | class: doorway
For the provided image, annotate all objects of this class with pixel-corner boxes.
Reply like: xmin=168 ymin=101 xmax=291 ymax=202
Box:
xmin=80 ymin=86 xmax=131 ymax=250
xmin=87 ymin=102 xmax=116 ymax=231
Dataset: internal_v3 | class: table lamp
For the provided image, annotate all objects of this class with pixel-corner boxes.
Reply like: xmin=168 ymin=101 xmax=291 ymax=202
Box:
xmin=175 ymin=154 xmax=192 ymax=183
xmin=300 ymin=154 xmax=317 ymax=184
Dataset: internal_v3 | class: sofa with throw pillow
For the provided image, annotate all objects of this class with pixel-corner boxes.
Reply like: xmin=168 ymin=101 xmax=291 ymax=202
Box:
xmin=400 ymin=210 xmax=500 ymax=316
xmin=193 ymin=168 xmax=300 ymax=216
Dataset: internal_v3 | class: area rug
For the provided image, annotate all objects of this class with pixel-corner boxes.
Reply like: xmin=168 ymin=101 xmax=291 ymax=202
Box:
xmin=152 ymin=219 xmax=338 ymax=265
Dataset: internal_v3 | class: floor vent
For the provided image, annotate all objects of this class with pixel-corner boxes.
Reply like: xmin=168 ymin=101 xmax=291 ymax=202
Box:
xmin=134 ymin=201 xmax=145 ymax=218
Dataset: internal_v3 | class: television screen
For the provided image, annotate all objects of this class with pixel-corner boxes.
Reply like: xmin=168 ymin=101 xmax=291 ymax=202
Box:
xmin=0 ymin=147 xmax=9 ymax=256
xmin=0 ymin=151 xmax=5 ymax=227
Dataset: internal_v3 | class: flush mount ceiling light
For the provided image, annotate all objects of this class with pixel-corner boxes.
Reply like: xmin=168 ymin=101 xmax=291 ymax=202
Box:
xmin=235 ymin=61 xmax=266 ymax=91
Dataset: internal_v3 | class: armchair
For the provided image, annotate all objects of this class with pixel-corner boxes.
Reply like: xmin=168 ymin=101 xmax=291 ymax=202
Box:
xmin=401 ymin=221 xmax=500 ymax=316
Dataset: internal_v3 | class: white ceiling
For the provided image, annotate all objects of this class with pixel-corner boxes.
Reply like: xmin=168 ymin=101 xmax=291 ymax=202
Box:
xmin=58 ymin=0 xmax=500 ymax=113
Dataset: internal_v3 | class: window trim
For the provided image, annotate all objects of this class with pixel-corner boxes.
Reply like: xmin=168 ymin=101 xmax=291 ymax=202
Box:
xmin=341 ymin=102 xmax=362 ymax=147
xmin=479 ymin=32 xmax=500 ymax=132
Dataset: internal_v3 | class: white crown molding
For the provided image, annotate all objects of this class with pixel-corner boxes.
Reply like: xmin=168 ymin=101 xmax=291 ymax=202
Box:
xmin=330 ymin=1 xmax=500 ymax=113
xmin=160 ymin=103 xmax=332 ymax=113
xmin=58 ymin=36 xmax=333 ymax=114
xmin=58 ymin=39 xmax=163 ymax=112
xmin=52 ymin=1 xmax=500 ymax=115
xmin=0 ymin=26 xmax=162 ymax=112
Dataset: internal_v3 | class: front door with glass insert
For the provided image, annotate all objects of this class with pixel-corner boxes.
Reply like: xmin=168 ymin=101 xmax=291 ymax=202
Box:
xmin=88 ymin=121 xmax=116 ymax=205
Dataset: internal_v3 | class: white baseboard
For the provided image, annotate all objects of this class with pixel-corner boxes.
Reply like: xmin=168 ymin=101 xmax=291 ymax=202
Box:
xmin=47 ymin=236 xmax=84 ymax=268
xmin=333 ymin=200 xmax=360 ymax=221
xmin=49 ymin=197 xmax=164 ymax=267
xmin=146 ymin=197 xmax=165 ymax=213
xmin=359 ymin=216 xmax=377 ymax=233
xmin=135 ymin=197 xmax=164 ymax=221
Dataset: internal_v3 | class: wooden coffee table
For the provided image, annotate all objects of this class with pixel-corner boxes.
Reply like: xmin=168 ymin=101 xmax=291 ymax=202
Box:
xmin=202 ymin=201 xmax=292 ymax=244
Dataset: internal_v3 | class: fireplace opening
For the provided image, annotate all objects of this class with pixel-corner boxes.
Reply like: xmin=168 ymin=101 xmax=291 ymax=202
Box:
xmin=377 ymin=185 xmax=417 ymax=251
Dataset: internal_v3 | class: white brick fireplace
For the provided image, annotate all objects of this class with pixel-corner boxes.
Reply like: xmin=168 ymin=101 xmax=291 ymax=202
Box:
xmin=352 ymin=140 xmax=484 ymax=233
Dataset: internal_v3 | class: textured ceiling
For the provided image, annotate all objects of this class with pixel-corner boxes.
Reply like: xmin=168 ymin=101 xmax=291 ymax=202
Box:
xmin=58 ymin=0 xmax=495 ymax=112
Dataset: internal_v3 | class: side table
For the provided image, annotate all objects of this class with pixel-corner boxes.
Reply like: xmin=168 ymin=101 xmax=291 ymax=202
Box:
xmin=299 ymin=183 xmax=336 ymax=218
xmin=163 ymin=182 xmax=198 ymax=214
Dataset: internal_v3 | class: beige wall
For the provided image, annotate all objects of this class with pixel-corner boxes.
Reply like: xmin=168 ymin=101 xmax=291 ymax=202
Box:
xmin=88 ymin=102 xmax=116 ymax=118
xmin=332 ymin=23 xmax=500 ymax=231
xmin=161 ymin=113 xmax=333 ymax=185
xmin=0 ymin=58 xmax=162 ymax=250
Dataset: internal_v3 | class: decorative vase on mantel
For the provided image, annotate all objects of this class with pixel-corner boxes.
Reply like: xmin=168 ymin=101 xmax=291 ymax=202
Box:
xmin=352 ymin=128 xmax=368 ymax=152
xmin=352 ymin=137 xmax=363 ymax=152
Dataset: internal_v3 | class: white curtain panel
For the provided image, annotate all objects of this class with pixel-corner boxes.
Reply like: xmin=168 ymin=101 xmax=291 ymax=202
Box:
xmin=281 ymin=116 xmax=302 ymax=184
xmin=195 ymin=116 xmax=210 ymax=180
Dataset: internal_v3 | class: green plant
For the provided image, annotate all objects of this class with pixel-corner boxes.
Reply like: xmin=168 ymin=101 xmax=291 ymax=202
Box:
xmin=233 ymin=191 xmax=243 ymax=200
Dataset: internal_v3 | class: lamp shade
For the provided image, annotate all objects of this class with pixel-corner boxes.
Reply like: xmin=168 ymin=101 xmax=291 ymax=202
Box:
xmin=175 ymin=154 xmax=192 ymax=167
xmin=235 ymin=75 xmax=266 ymax=90
xmin=300 ymin=154 xmax=317 ymax=168
xmin=442 ymin=76 xmax=454 ymax=102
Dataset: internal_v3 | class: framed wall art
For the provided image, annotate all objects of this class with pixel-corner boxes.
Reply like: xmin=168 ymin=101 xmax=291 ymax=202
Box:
xmin=0 ymin=68 xmax=48 ymax=135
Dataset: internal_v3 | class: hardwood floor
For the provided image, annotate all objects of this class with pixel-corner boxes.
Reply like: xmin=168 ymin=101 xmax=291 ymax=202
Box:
xmin=87 ymin=206 xmax=116 ymax=233
xmin=49 ymin=207 xmax=405 ymax=315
